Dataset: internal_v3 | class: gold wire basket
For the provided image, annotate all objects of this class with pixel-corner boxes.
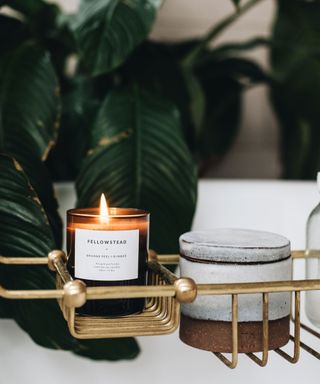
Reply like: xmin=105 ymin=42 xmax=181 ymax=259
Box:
xmin=0 ymin=250 xmax=320 ymax=369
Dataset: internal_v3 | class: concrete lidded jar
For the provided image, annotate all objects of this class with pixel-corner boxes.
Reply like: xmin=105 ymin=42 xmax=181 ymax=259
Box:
xmin=179 ymin=228 xmax=292 ymax=353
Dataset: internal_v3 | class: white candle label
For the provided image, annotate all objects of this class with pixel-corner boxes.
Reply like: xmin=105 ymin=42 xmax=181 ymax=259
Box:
xmin=74 ymin=228 xmax=139 ymax=281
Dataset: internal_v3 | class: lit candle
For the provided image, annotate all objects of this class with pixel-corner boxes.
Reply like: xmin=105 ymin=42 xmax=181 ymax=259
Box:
xmin=67 ymin=194 xmax=149 ymax=316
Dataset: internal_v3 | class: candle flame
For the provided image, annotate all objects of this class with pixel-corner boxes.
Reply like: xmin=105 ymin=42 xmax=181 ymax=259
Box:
xmin=99 ymin=193 xmax=109 ymax=223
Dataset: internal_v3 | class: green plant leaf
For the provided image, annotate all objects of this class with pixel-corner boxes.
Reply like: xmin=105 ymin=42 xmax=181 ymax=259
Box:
xmin=76 ymin=86 xmax=197 ymax=253
xmin=72 ymin=0 xmax=162 ymax=76
xmin=115 ymin=40 xmax=268 ymax=173
xmin=192 ymin=40 xmax=269 ymax=164
xmin=270 ymin=0 xmax=320 ymax=179
xmin=0 ymin=0 xmax=60 ymax=19
xmin=0 ymin=14 xmax=28 ymax=52
xmin=191 ymin=52 xmax=268 ymax=174
xmin=0 ymin=299 xmax=12 ymax=318
xmin=182 ymin=68 xmax=206 ymax=140
xmin=0 ymin=39 xmax=63 ymax=242
xmin=0 ymin=154 xmax=57 ymax=324
xmin=196 ymin=56 xmax=269 ymax=84
xmin=117 ymin=41 xmax=199 ymax=151
xmin=197 ymin=37 xmax=269 ymax=64
xmin=22 ymin=156 xmax=63 ymax=247
xmin=0 ymin=154 xmax=140 ymax=360
xmin=1 ymin=0 xmax=77 ymax=83
xmin=46 ymin=76 xmax=101 ymax=181
xmin=0 ymin=41 xmax=60 ymax=160
xmin=197 ymin=76 xmax=242 ymax=156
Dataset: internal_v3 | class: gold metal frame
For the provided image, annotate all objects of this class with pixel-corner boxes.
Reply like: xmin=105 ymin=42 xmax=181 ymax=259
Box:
xmin=57 ymin=260 xmax=182 ymax=339
xmin=1 ymin=250 xmax=320 ymax=368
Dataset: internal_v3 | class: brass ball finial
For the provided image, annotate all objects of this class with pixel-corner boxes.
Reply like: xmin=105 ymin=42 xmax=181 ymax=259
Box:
xmin=148 ymin=249 xmax=158 ymax=262
xmin=174 ymin=277 xmax=197 ymax=303
xmin=48 ymin=250 xmax=67 ymax=271
xmin=63 ymin=280 xmax=87 ymax=308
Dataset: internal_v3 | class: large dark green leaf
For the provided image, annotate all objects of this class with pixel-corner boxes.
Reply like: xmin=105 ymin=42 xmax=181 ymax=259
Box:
xmin=76 ymin=86 xmax=197 ymax=253
xmin=196 ymin=75 xmax=242 ymax=157
xmin=197 ymin=52 xmax=270 ymax=83
xmin=0 ymin=154 xmax=139 ymax=360
xmin=192 ymin=51 xmax=268 ymax=174
xmin=270 ymin=0 xmax=320 ymax=179
xmin=72 ymin=0 xmax=162 ymax=76
xmin=0 ymin=39 xmax=63 ymax=243
xmin=116 ymin=40 xmax=268 ymax=174
xmin=0 ymin=14 xmax=28 ymax=52
xmin=46 ymin=76 xmax=101 ymax=181
xmin=0 ymin=153 xmax=56 ymax=324
xmin=0 ymin=299 xmax=12 ymax=318
xmin=184 ymin=38 xmax=269 ymax=158
xmin=22 ymin=156 xmax=63 ymax=247
xmin=0 ymin=155 xmax=56 ymax=264
xmin=117 ymin=41 xmax=199 ymax=151
xmin=0 ymin=40 xmax=60 ymax=160
xmin=0 ymin=0 xmax=60 ymax=19
xmin=182 ymin=67 xmax=206 ymax=141
xmin=201 ymin=37 xmax=269 ymax=60
xmin=1 ymin=0 xmax=77 ymax=83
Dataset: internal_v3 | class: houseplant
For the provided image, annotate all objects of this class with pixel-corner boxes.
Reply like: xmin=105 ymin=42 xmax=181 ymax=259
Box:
xmin=0 ymin=0 xmax=319 ymax=361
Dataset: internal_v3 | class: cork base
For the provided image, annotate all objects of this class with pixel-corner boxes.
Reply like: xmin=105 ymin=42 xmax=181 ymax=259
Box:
xmin=180 ymin=314 xmax=290 ymax=353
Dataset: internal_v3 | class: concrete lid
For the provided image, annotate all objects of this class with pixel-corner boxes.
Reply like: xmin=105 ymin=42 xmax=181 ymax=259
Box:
xmin=179 ymin=228 xmax=291 ymax=263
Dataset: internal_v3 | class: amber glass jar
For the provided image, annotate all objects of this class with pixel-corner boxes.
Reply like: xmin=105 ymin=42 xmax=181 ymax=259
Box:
xmin=67 ymin=208 xmax=149 ymax=316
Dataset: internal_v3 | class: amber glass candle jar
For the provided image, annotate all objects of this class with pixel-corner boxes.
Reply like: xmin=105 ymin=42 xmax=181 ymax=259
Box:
xmin=67 ymin=204 xmax=149 ymax=317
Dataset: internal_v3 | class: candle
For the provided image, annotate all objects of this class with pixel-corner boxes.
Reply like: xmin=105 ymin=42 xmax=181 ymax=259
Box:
xmin=67 ymin=194 xmax=149 ymax=316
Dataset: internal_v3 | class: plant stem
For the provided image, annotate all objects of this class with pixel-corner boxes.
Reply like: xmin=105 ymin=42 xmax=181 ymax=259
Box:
xmin=182 ymin=0 xmax=265 ymax=68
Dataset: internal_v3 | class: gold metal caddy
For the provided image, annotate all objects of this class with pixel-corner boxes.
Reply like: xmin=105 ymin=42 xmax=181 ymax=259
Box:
xmin=0 ymin=250 xmax=320 ymax=369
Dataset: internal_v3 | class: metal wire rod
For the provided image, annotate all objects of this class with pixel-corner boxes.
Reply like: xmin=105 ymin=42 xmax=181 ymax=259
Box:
xmin=0 ymin=256 xmax=48 ymax=265
xmin=197 ymin=280 xmax=320 ymax=295
xmin=246 ymin=292 xmax=269 ymax=366
xmin=213 ymin=294 xmax=239 ymax=369
xmin=275 ymin=291 xmax=301 ymax=363
xmin=0 ymin=285 xmax=63 ymax=299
